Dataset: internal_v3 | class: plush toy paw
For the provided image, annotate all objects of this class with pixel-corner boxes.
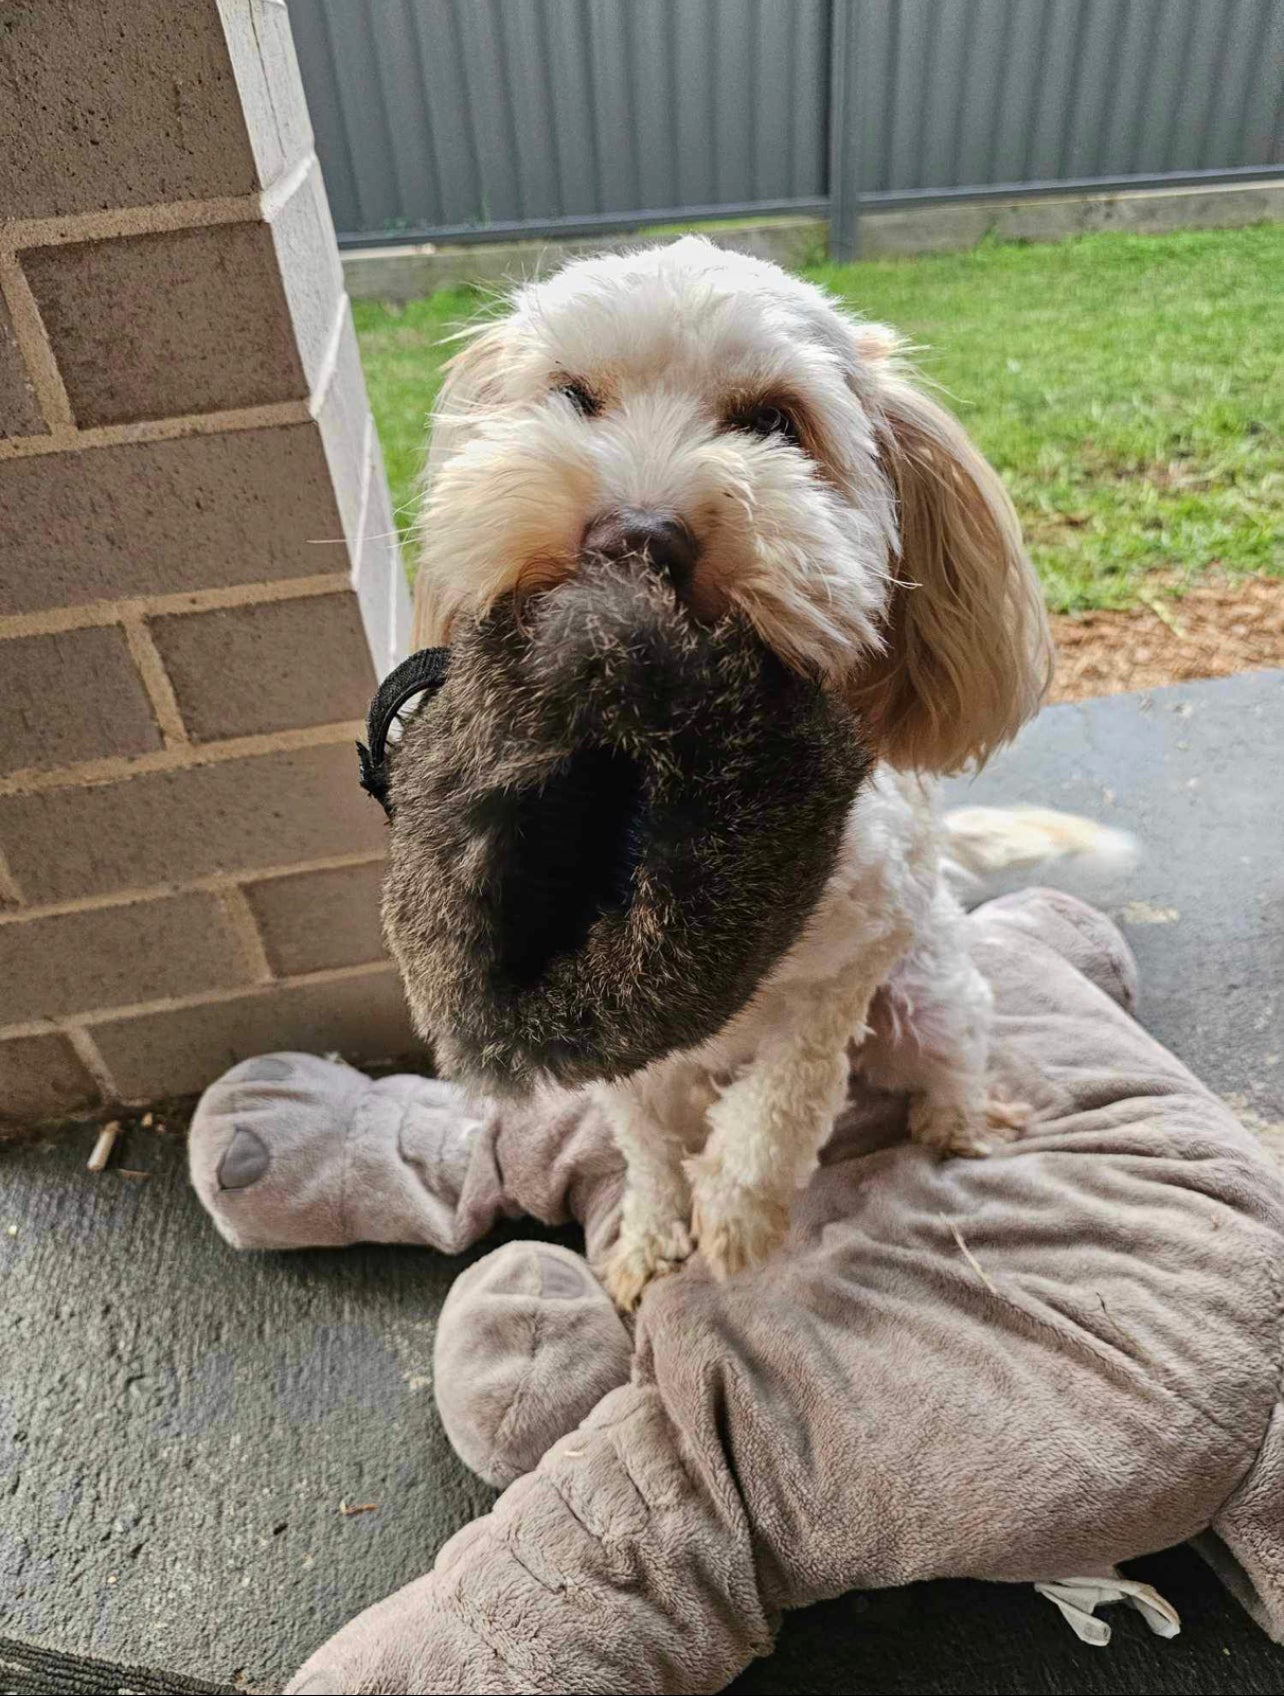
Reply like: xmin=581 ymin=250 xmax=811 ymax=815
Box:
xmin=908 ymin=1094 xmax=1028 ymax=1159
xmin=190 ymin=1054 xmax=493 ymax=1255
xmin=189 ymin=1052 xmax=371 ymax=1250
xmin=601 ymin=1216 xmax=693 ymax=1311
xmin=688 ymin=1153 xmax=792 ymax=1281
xmin=435 ymin=1242 xmax=631 ymax=1485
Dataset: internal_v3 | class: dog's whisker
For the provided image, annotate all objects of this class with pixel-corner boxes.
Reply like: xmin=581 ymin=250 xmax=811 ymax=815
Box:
xmin=308 ymin=530 xmax=405 ymax=545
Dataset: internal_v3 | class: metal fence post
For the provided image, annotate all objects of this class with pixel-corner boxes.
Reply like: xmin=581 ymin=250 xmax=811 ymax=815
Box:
xmin=827 ymin=0 xmax=862 ymax=260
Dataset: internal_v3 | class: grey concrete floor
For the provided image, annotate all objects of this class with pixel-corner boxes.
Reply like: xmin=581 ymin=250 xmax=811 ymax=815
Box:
xmin=943 ymin=667 xmax=1282 ymax=1130
xmin=1 ymin=669 xmax=1280 ymax=1692
xmin=1 ymin=1122 xmax=510 ymax=1687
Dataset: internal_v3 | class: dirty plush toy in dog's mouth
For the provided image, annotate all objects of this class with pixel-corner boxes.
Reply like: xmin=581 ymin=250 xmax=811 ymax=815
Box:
xmin=378 ymin=560 xmax=871 ymax=1094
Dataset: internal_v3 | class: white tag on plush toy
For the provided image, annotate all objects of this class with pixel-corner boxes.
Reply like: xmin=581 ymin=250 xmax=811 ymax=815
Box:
xmin=1033 ymin=1576 xmax=1181 ymax=1646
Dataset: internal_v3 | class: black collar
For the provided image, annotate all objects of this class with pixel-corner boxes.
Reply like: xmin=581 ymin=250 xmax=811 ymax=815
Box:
xmin=356 ymin=646 xmax=451 ymax=815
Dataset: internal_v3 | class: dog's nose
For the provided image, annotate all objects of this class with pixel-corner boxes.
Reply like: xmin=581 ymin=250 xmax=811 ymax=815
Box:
xmin=581 ymin=508 xmax=699 ymax=590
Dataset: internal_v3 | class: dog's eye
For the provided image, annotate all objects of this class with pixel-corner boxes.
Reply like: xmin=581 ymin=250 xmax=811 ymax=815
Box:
xmin=732 ymin=402 xmax=801 ymax=445
xmin=555 ymin=379 xmax=600 ymax=418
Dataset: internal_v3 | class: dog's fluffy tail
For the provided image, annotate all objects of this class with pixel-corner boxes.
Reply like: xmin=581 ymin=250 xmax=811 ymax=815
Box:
xmin=943 ymin=805 xmax=1138 ymax=882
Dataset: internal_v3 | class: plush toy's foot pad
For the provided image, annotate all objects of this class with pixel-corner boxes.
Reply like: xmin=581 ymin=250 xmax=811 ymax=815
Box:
xmin=189 ymin=1052 xmax=371 ymax=1251
xmin=434 ymin=1241 xmax=631 ymax=1487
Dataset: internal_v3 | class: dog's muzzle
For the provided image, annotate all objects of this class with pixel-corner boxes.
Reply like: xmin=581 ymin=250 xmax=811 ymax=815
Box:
xmin=371 ymin=559 xmax=871 ymax=1093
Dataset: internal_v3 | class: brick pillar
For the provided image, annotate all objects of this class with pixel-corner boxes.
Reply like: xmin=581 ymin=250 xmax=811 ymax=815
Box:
xmin=0 ymin=0 xmax=415 ymax=1122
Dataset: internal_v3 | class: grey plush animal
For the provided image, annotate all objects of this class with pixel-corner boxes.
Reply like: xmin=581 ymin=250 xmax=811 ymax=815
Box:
xmin=189 ymin=889 xmax=1284 ymax=1694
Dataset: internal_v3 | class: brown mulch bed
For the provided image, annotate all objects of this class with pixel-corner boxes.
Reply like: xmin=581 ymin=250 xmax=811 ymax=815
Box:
xmin=1048 ymin=574 xmax=1284 ymax=704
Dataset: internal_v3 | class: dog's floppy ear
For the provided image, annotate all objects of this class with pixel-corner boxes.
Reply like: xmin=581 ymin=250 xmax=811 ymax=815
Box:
xmin=412 ymin=321 xmax=515 ymax=648
xmin=845 ymin=330 xmax=1052 ymax=774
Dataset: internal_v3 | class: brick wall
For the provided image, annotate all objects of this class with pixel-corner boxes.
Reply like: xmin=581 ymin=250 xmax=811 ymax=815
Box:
xmin=0 ymin=0 xmax=416 ymax=1123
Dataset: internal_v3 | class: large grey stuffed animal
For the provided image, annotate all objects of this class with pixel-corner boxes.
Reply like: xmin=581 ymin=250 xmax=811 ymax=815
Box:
xmin=190 ymin=887 xmax=1284 ymax=1695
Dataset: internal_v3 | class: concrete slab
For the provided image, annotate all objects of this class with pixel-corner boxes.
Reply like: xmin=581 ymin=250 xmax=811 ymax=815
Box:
xmin=0 ymin=1123 xmax=512 ymax=1687
xmin=943 ymin=668 xmax=1283 ymax=1128
xmin=1 ymin=669 xmax=1280 ymax=1692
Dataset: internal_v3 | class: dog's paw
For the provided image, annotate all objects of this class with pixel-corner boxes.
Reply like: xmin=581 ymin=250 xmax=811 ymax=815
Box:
xmin=688 ymin=1155 xmax=792 ymax=1281
xmin=985 ymin=1096 xmax=1030 ymax=1138
xmin=601 ymin=1217 xmax=692 ymax=1312
xmin=910 ymin=1095 xmax=1029 ymax=1158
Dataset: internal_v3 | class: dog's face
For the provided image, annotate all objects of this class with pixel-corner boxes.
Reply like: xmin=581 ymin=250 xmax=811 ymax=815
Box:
xmin=414 ymin=236 xmax=1051 ymax=773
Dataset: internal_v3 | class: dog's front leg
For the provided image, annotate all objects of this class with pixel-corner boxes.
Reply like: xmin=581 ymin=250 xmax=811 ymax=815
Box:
xmin=595 ymin=1058 xmax=717 ymax=1311
xmin=688 ymin=964 xmax=888 ymax=1281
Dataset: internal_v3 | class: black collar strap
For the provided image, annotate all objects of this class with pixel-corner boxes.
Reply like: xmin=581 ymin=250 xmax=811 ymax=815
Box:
xmin=356 ymin=645 xmax=451 ymax=815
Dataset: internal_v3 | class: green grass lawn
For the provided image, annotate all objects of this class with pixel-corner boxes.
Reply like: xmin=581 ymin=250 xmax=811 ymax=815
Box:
xmin=353 ymin=223 xmax=1283 ymax=614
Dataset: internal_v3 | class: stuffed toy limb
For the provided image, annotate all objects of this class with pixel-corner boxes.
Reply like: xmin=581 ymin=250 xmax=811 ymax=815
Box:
xmin=189 ymin=890 xmax=1284 ymax=1695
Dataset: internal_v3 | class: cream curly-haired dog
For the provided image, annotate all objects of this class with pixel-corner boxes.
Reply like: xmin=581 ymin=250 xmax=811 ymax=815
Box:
xmin=410 ymin=235 xmax=1118 ymax=1311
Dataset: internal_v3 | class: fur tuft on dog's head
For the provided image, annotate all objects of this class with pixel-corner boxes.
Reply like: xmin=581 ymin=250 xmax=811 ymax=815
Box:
xmin=413 ymin=236 xmax=1050 ymax=776
xmin=383 ymin=560 xmax=870 ymax=1092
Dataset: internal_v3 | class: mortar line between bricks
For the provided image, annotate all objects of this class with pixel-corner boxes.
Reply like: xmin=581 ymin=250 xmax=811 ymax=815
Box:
xmin=218 ymin=886 xmax=276 ymax=985
xmin=62 ymin=1025 xmax=121 ymax=1103
xmin=307 ymin=292 xmax=352 ymax=422
xmin=0 ymin=148 xmax=326 ymax=258
xmin=0 ymin=960 xmax=397 ymax=1041
xmin=0 ymin=846 xmax=23 ymax=906
xmin=0 ymin=186 xmax=273 ymax=255
xmin=0 ymin=852 xmax=386 ymax=928
xmin=0 ymin=575 xmax=355 ymax=641
xmin=0 ymin=719 xmax=365 ymax=797
xmin=0 ymin=251 xmax=76 ymax=433
xmin=121 ymin=618 xmax=190 ymax=749
xmin=0 ymin=397 xmax=314 ymax=462
xmin=260 ymin=151 xmax=321 ymax=224
xmin=353 ymin=412 xmax=375 ymax=570
xmin=384 ymin=477 xmax=401 ymax=667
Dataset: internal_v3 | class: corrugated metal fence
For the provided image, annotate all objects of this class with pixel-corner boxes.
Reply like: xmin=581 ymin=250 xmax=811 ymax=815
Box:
xmin=288 ymin=0 xmax=1284 ymax=255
